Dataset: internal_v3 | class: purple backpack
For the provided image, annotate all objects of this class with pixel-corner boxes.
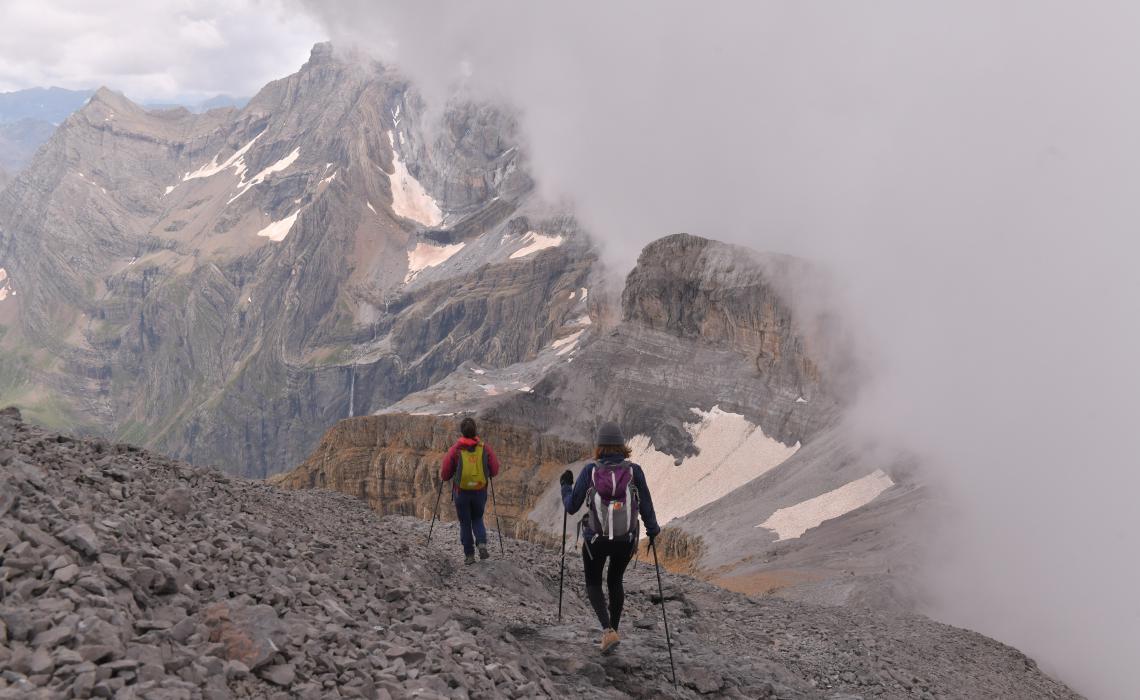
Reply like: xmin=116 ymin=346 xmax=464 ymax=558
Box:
xmin=586 ymin=461 xmax=640 ymax=541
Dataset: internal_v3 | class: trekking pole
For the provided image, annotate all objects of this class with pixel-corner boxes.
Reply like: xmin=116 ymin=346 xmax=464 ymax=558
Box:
xmin=488 ymin=475 xmax=505 ymax=555
xmin=426 ymin=479 xmax=444 ymax=545
xmin=650 ymin=539 xmax=678 ymax=688
xmin=557 ymin=508 xmax=568 ymax=622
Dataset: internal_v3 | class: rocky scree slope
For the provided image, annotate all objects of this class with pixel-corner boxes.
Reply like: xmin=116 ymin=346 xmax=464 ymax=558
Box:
xmin=0 ymin=44 xmax=593 ymax=478
xmin=0 ymin=409 xmax=1079 ymax=699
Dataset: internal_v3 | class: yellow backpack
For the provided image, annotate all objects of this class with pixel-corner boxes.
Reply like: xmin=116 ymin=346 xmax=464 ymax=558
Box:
xmin=456 ymin=445 xmax=487 ymax=490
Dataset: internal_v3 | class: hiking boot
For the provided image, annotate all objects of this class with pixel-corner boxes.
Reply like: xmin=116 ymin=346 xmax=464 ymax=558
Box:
xmin=478 ymin=545 xmax=490 ymax=560
xmin=600 ymin=628 xmax=621 ymax=655
xmin=464 ymin=554 xmax=476 ymax=565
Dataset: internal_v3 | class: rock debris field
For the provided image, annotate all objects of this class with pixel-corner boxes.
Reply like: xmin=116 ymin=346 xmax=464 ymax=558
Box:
xmin=0 ymin=409 xmax=1079 ymax=699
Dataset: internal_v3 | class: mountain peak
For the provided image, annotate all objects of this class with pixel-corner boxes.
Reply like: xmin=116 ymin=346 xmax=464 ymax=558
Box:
xmin=307 ymin=41 xmax=336 ymax=65
xmin=87 ymin=86 xmax=140 ymax=114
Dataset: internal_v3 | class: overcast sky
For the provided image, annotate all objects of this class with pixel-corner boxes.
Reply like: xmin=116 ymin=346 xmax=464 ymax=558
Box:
xmin=0 ymin=0 xmax=324 ymax=101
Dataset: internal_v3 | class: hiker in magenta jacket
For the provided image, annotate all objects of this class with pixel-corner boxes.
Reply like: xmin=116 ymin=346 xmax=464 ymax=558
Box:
xmin=561 ymin=421 xmax=660 ymax=654
xmin=441 ymin=417 xmax=501 ymax=565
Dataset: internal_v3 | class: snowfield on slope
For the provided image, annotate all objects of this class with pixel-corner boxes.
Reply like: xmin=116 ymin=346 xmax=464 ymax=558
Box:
xmin=551 ymin=329 xmax=585 ymax=357
xmin=385 ymin=131 xmax=443 ymax=227
xmin=510 ymin=231 xmax=564 ymax=259
xmin=757 ymin=469 xmax=895 ymax=541
xmin=631 ymin=406 xmax=801 ymax=526
xmin=404 ymin=241 xmax=465 ymax=283
xmin=0 ymin=268 xmax=13 ymax=301
xmin=229 ymin=146 xmax=301 ymax=203
xmin=182 ymin=131 xmax=263 ymax=181
xmin=256 ymin=210 xmax=301 ymax=242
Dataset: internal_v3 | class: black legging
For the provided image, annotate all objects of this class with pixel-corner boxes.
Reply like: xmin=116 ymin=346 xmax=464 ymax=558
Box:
xmin=582 ymin=537 xmax=635 ymax=631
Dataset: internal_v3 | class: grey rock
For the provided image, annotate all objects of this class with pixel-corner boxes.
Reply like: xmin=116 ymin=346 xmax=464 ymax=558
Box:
xmin=258 ymin=663 xmax=296 ymax=688
xmin=71 ymin=670 xmax=96 ymax=698
xmin=223 ymin=661 xmax=249 ymax=681
xmin=31 ymin=623 xmax=74 ymax=648
xmin=53 ymin=564 xmax=80 ymax=583
xmin=0 ymin=611 xmax=33 ymax=642
xmin=59 ymin=524 xmax=101 ymax=558
xmin=168 ymin=618 xmax=196 ymax=644
xmin=133 ymin=619 xmax=172 ymax=632
xmin=158 ymin=488 xmax=191 ymax=518
xmin=27 ymin=648 xmax=54 ymax=676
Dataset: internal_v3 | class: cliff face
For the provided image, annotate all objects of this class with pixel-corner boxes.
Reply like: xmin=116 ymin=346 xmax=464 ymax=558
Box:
xmin=269 ymin=414 xmax=589 ymax=544
xmin=488 ymin=233 xmax=843 ymax=456
xmin=0 ymin=44 xmax=593 ymax=477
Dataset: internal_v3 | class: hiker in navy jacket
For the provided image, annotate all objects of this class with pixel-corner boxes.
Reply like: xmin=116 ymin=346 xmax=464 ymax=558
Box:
xmin=561 ymin=421 xmax=660 ymax=654
xmin=441 ymin=417 xmax=501 ymax=565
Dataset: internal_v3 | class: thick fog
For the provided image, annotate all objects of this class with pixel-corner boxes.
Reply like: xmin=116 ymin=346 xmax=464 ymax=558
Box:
xmin=296 ymin=2 xmax=1140 ymax=695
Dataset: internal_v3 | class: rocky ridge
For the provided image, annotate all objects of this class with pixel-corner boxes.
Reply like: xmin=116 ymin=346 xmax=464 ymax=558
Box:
xmin=0 ymin=409 xmax=1079 ymax=699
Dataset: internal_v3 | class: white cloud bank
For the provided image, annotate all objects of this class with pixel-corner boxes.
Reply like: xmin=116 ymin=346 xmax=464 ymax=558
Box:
xmin=0 ymin=1 xmax=325 ymax=102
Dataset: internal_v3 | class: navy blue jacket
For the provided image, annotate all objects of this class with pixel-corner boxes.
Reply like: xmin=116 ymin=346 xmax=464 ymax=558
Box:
xmin=562 ymin=455 xmax=661 ymax=541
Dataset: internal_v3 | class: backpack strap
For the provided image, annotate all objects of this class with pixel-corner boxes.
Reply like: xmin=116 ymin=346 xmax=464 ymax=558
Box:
xmin=584 ymin=462 xmax=600 ymax=543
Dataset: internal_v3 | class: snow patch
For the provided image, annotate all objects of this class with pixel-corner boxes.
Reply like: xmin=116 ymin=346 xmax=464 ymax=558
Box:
xmin=163 ymin=185 xmax=175 ymax=196
xmin=471 ymin=368 xmax=486 ymax=375
xmin=384 ymin=131 xmax=443 ymax=227
xmin=757 ymin=469 xmax=895 ymax=541
xmin=580 ymin=287 xmax=589 ymax=300
xmin=509 ymin=231 xmax=564 ymax=260
xmin=552 ymin=330 xmax=585 ymax=356
xmin=0 ymin=268 xmax=12 ymax=301
xmin=256 ymin=210 xmax=301 ymax=242
xmin=229 ymin=146 xmax=301 ymax=204
xmin=404 ymin=241 xmax=464 ymax=283
xmin=319 ymin=170 xmax=337 ymax=186
xmin=796 ymin=396 xmax=808 ymax=404
xmin=630 ymin=406 xmax=801 ymax=526
xmin=183 ymin=132 xmax=263 ymax=181
xmin=367 ymin=202 xmax=377 ymax=214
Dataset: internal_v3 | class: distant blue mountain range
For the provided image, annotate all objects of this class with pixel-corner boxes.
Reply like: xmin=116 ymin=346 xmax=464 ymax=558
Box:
xmin=0 ymin=87 xmax=248 ymax=178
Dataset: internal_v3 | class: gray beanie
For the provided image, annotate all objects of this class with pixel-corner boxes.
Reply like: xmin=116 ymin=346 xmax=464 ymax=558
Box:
xmin=595 ymin=421 xmax=625 ymax=446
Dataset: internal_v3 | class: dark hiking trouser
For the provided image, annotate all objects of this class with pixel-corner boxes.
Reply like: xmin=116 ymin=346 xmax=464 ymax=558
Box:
xmin=454 ymin=489 xmax=488 ymax=556
xmin=582 ymin=537 xmax=635 ymax=630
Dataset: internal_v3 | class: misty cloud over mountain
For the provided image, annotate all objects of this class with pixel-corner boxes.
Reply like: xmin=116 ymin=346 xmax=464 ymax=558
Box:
xmin=296 ymin=3 xmax=1140 ymax=696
